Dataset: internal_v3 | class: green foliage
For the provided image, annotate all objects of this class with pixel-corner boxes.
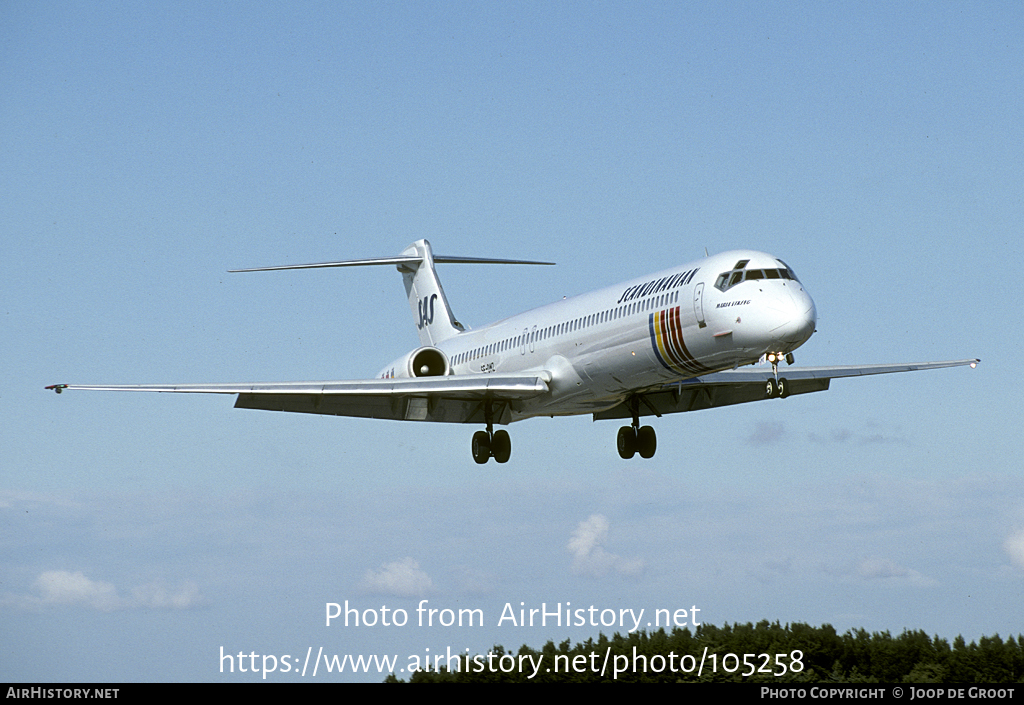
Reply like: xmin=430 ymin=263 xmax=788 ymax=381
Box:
xmin=385 ymin=622 xmax=1024 ymax=683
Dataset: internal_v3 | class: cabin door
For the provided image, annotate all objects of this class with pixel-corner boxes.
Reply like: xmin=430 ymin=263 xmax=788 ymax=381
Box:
xmin=693 ymin=282 xmax=706 ymax=328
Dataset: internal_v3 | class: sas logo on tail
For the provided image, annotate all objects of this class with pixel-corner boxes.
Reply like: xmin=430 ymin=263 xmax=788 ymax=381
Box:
xmin=417 ymin=294 xmax=437 ymax=329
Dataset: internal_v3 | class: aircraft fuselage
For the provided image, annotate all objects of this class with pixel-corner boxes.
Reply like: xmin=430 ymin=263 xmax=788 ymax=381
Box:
xmin=379 ymin=250 xmax=817 ymax=420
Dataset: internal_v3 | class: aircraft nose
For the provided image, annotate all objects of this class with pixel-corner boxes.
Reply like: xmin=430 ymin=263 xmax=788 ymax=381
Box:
xmin=767 ymin=289 xmax=817 ymax=349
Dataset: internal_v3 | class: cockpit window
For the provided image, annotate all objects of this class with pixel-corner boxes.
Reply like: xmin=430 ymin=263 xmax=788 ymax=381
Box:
xmin=777 ymin=260 xmax=800 ymax=282
xmin=714 ymin=259 xmax=800 ymax=292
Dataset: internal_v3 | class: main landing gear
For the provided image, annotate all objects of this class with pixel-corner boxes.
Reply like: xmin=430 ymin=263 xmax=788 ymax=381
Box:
xmin=617 ymin=395 xmax=657 ymax=459
xmin=471 ymin=399 xmax=511 ymax=464
xmin=472 ymin=428 xmax=511 ymax=464
xmin=617 ymin=423 xmax=656 ymax=459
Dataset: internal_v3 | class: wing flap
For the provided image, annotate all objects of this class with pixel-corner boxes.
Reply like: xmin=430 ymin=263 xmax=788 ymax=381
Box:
xmin=593 ymin=377 xmax=830 ymax=421
xmin=233 ymin=374 xmax=549 ymax=423
xmin=234 ymin=391 xmax=511 ymax=424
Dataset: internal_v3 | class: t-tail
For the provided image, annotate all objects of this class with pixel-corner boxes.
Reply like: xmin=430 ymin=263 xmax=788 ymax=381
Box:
xmin=398 ymin=240 xmax=465 ymax=346
xmin=229 ymin=238 xmax=554 ymax=345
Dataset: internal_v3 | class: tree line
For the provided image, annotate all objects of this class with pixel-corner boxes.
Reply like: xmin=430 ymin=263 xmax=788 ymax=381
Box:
xmin=385 ymin=620 xmax=1024 ymax=683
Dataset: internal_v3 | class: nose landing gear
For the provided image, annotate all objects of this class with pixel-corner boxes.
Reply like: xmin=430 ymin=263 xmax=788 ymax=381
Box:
xmin=765 ymin=377 xmax=789 ymax=399
xmin=765 ymin=352 xmax=794 ymax=399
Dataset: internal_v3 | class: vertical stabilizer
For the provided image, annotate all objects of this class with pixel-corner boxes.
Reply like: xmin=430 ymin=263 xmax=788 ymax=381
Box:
xmin=399 ymin=240 xmax=465 ymax=346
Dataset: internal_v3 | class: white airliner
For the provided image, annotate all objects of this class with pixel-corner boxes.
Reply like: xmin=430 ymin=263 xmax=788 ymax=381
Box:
xmin=48 ymin=239 xmax=978 ymax=463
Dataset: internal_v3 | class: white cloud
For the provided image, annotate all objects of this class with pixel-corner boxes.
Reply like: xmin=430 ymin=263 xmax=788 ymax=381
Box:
xmin=34 ymin=570 xmax=121 ymax=611
xmin=567 ymin=514 xmax=644 ymax=578
xmin=1 ymin=571 xmax=204 ymax=612
xmin=1003 ymin=529 xmax=1024 ymax=570
xmin=856 ymin=558 xmax=937 ymax=587
xmin=360 ymin=557 xmax=432 ymax=597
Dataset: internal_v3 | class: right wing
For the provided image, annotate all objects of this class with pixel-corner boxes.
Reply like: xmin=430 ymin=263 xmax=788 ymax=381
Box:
xmin=593 ymin=359 xmax=979 ymax=421
xmin=46 ymin=374 xmax=550 ymax=425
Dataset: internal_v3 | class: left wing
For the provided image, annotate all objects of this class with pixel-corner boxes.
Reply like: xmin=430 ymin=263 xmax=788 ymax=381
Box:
xmin=593 ymin=359 xmax=979 ymax=421
xmin=46 ymin=374 xmax=550 ymax=425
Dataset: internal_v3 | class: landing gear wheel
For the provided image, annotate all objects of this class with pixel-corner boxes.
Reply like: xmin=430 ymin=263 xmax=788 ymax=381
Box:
xmin=471 ymin=430 xmax=491 ymax=464
xmin=491 ymin=430 xmax=511 ymax=464
xmin=617 ymin=426 xmax=637 ymax=459
xmin=637 ymin=426 xmax=657 ymax=459
xmin=766 ymin=377 xmax=789 ymax=399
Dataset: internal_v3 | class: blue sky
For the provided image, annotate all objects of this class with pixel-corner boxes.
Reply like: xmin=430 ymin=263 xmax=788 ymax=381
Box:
xmin=2 ymin=1 xmax=1021 ymax=682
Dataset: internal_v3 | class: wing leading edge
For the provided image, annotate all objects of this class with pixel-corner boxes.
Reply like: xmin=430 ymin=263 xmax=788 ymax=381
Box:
xmin=46 ymin=375 xmax=549 ymax=425
xmin=592 ymin=359 xmax=980 ymax=421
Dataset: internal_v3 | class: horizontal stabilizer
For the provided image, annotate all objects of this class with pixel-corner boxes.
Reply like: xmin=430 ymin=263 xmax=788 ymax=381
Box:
xmin=229 ymin=254 xmax=554 ymax=273
xmin=229 ymin=239 xmax=555 ymax=347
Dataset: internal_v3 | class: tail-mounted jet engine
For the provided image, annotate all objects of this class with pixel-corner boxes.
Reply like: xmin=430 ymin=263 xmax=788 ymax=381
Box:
xmin=402 ymin=346 xmax=451 ymax=377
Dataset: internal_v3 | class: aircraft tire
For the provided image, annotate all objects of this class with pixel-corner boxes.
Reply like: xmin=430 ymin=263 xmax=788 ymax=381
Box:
xmin=471 ymin=430 xmax=491 ymax=464
xmin=637 ymin=426 xmax=657 ymax=459
xmin=617 ymin=426 xmax=637 ymax=459
xmin=778 ymin=377 xmax=789 ymax=398
xmin=766 ymin=379 xmax=779 ymax=399
xmin=491 ymin=430 xmax=511 ymax=464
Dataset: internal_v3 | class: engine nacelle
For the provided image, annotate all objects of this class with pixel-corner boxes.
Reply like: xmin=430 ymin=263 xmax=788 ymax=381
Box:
xmin=408 ymin=346 xmax=450 ymax=377
xmin=377 ymin=346 xmax=451 ymax=379
xmin=400 ymin=346 xmax=451 ymax=378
